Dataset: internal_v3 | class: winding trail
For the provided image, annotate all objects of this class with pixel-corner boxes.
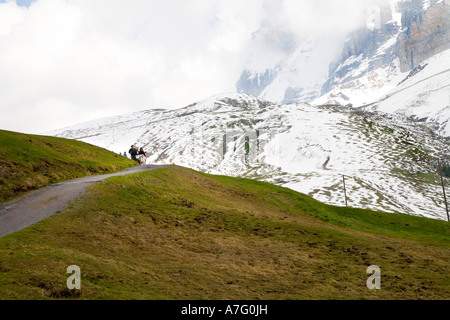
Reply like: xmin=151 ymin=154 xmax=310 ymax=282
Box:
xmin=0 ymin=164 xmax=166 ymax=238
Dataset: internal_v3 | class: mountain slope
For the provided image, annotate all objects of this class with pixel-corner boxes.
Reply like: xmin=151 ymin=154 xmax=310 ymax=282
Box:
xmin=362 ymin=49 xmax=450 ymax=136
xmin=0 ymin=129 xmax=137 ymax=202
xmin=237 ymin=0 xmax=450 ymax=136
xmin=0 ymin=165 xmax=448 ymax=299
xmin=314 ymin=0 xmax=450 ymax=134
xmin=47 ymin=93 xmax=450 ymax=221
xmin=315 ymin=46 xmax=450 ymax=136
xmin=237 ymin=38 xmax=332 ymax=104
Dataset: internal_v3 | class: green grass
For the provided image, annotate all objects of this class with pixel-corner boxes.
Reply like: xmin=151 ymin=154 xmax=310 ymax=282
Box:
xmin=391 ymin=167 xmax=438 ymax=184
xmin=0 ymin=129 xmax=137 ymax=202
xmin=0 ymin=165 xmax=448 ymax=300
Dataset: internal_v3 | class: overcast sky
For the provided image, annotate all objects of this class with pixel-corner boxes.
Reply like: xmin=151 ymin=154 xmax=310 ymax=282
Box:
xmin=0 ymin=0 xmax=379 ymax=134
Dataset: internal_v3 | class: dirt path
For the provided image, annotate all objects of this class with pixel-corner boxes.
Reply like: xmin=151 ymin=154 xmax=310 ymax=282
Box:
xmin=0 ymin=165 xmax=166 ymax=238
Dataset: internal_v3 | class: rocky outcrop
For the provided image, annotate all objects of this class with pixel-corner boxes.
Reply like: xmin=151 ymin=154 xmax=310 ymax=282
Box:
xmin=322 ymin=0 xmax=450 ymax=95
xmin=236 ymin=0 xmax=449 ymax=105
xmin=236 ymin=69 xmax=277 ymax=97
xmin=321 ymin=2 xmax=401 ymax=95
xmin=398 ymin=0 xmax=450 ymax=72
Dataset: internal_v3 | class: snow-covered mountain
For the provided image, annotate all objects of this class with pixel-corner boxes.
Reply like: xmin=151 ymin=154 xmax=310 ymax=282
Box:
xmin=362 ymin=49 xmax=450 ymax=136
xmin=238 ymin=0 xmax=450 ymax=136
xmin=315 ymin=0 xmax=450 ymax=135
xmin=237 ymin=38 xmax=332 ymax=104
xmin=47 ymin=93 xmax=450 ymax=221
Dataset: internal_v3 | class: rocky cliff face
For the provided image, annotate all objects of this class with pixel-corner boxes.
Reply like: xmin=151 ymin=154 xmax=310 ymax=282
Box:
xmin=321 ymin=1 xmax=402 ymax=96
xmin=397 ymin=0 xmax=450 ymax=72
xmin=323 ymin=0 xmax=450 ymax=96
xmin=236 ymin=69 xmax=278 ymax=97
xmin=237 ymin=0 xmax=450 ymax=105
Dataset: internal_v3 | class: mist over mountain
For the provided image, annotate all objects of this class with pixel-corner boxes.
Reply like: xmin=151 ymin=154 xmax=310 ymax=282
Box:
xmin=238 ymin=0 xmax=450 ymax=122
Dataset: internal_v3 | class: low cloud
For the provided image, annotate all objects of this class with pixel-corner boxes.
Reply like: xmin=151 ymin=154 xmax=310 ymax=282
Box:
xmin=0 ymin=0 xmax=382 ymax=133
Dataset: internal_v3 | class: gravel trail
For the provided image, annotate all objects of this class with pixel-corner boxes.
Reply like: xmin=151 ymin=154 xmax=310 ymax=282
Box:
xmin=0 ymin=165 xmax=166 ymax=238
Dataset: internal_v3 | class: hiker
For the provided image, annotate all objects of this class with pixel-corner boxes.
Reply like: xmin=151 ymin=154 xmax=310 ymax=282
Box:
xmin=123 ymin=152 xmax=127 ymax=158
xmin=129 ymin=145 xmax=138 ymax=162
xmin=137 ymin=147 xmax=147 ymax=165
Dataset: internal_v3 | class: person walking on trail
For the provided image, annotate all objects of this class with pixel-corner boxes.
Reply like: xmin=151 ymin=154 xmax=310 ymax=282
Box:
xmin=137 ymin=147 xmax=147 ymax=165
xmin=129 ymin=145 xmax=138 ymax=162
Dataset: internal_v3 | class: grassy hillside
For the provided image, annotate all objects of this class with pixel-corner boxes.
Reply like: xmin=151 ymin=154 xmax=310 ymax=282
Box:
xmin=0 ymin=129 xmax=137 ymax=202
xmin=0 ymin=165 xmax=448 ymax=300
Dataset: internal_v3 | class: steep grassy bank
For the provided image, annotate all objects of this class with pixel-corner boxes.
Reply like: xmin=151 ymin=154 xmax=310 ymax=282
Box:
xmin=0 ymin=165 xmax=448 ymax=300
xmin=0 ymin=129 xmax=137 ymax=202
